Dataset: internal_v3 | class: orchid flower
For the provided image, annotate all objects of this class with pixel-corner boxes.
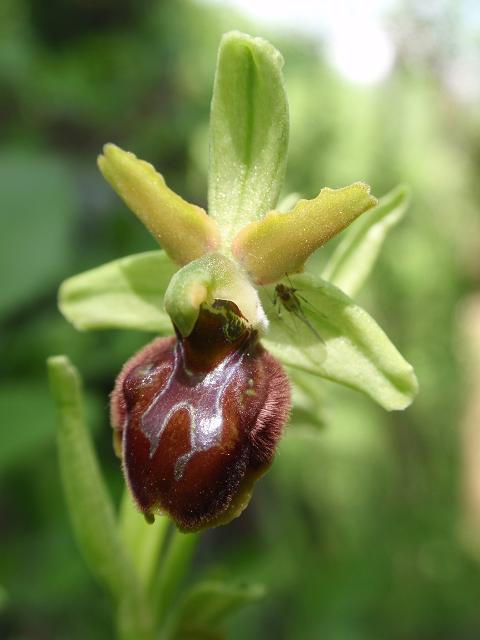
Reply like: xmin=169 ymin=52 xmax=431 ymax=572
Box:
xmin=56 ymin=31 xmax=417 ymax=533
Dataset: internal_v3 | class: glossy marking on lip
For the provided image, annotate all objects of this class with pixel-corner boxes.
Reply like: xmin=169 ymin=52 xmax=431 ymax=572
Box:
xmin=140 ymin=339 xmax=245 ymax=481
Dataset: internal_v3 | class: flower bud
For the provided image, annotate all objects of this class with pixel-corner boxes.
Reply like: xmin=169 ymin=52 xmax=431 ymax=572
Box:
xmin=111 ymin=301 xmax=291 ymax=532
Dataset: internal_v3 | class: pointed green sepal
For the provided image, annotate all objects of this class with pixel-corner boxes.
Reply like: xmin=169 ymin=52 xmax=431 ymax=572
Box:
xmin=164 ymin=252 xmax=267 ymax=337
xmin=322 ymin=185 xmax=410 ymax=296
xmin=98 ymin=144 xmax=220 ymax=265
xmin=58 ymin=251 xmax=177 ymax=333
xmin=208 ymin=31 xmax=289 ymax=245
xmin=233 ymin=182 xmax=377 ymax=284
xmin=261 ymin=273 xmax=418 ymax=411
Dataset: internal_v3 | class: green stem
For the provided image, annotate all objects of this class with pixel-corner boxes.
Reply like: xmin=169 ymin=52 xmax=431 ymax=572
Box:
xmin=152 ymin=530 xmax=199 ymax=631
xmin=120 ymin=490 xmax=170 ymax=591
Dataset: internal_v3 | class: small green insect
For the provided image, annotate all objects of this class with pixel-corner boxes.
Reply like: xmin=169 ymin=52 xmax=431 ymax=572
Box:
xmin=273 ymin=280 xmax=324 ymax=342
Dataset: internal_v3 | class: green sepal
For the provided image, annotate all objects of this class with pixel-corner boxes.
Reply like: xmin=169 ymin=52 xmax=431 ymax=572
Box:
xmin=59 ymin=251 xmax=177 ymax=333
xmin=208 ymin=31 xmax=289 ymax=245
xmin=261 ymin=273 xmax=418 ymax=411
xmin=321 ymin=185 xmax=410 ymax=296
xmin=98 ymin=144 xmax=220 ymax=265
xmin=288 ymin=367 xmax=327 ymax=431
xmin=232 ymin=182 xmax=377 ymax=284
xmin=164 ymin=252 xmax=266 ymax=337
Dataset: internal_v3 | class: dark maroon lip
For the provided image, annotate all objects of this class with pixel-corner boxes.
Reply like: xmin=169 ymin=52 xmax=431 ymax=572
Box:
xmin=111 ymin=302 xmax=291 ymax=532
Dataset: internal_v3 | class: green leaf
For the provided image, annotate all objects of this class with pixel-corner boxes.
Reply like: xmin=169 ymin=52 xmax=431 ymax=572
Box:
xmin=0 ymin=150 xmax=76 ymax=318
xmin=98 ymin=144 xmax=220 ymax=265
xmin=321 ymin=185 xmax=410 ymax=296
xmin=168 ymin=581 xmax=265 ymax=640
xmin=59 ymin=251 xmax=177 ymax=333
xmin=208 ymin=31 xmax=289 ymax=245
xmin=47 ymin=356 xmax=153 ymax=639
xmin=261 ymin=273 xmax=418 ymax=410
xmin=47 ymin=357 xmax=134 ymax=599
xmin=119 ymin=491 xmax=169 ymax=591
xmin=232 ymin=182 xmax=377 ymax=284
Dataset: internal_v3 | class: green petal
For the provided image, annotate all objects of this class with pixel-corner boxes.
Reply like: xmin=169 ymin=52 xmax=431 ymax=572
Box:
xmin=98 ymin=144 xmax=220 ymax=265
xmin=261 ymin=273 xmax=418 ymax=411
xmin=322 ymin=185 xmax=410 ymax=296
xmin=59 ymin=251 xmax=177 ymax=333
xmin=208 ymin=31 xmax=289 ymax=245
xmin=233 ymin=182 xmax=377 ymax=284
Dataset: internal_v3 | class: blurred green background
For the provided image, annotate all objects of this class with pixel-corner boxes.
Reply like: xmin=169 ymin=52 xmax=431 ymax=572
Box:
xmin=2 ymin=0 xmax=480 ymax=638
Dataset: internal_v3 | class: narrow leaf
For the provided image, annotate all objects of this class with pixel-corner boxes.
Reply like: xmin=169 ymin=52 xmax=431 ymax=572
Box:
xmin=233 ymin=182 xmax=377 ymax=284
xmin=47 ymin=356 xmax=137 ymax=602
xmin=261 ymin=273 xmax=418 ymax=410
xmin=59 ymin=251 xmax=177 ymax=333
xmin=168 ymin=581 xmax=265 ymax=639
xmin=48 ymin=357 xmax=154 ymax=639
xmin=98 ymin=144 xmax=220 ymax=265
xmin=322 ymin=185 xmax=410 ymax=296
xmin=208 ymin=31 xmax=289 ymax=244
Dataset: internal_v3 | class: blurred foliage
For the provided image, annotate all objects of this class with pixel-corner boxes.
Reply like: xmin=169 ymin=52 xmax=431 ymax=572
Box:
xmin=1 ymin=0 xmax=480 ymax=638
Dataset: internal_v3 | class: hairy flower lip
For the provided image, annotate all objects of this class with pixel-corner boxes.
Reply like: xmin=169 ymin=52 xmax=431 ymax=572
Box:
xmin=111 ymin=302 xmax=291 ymax=532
